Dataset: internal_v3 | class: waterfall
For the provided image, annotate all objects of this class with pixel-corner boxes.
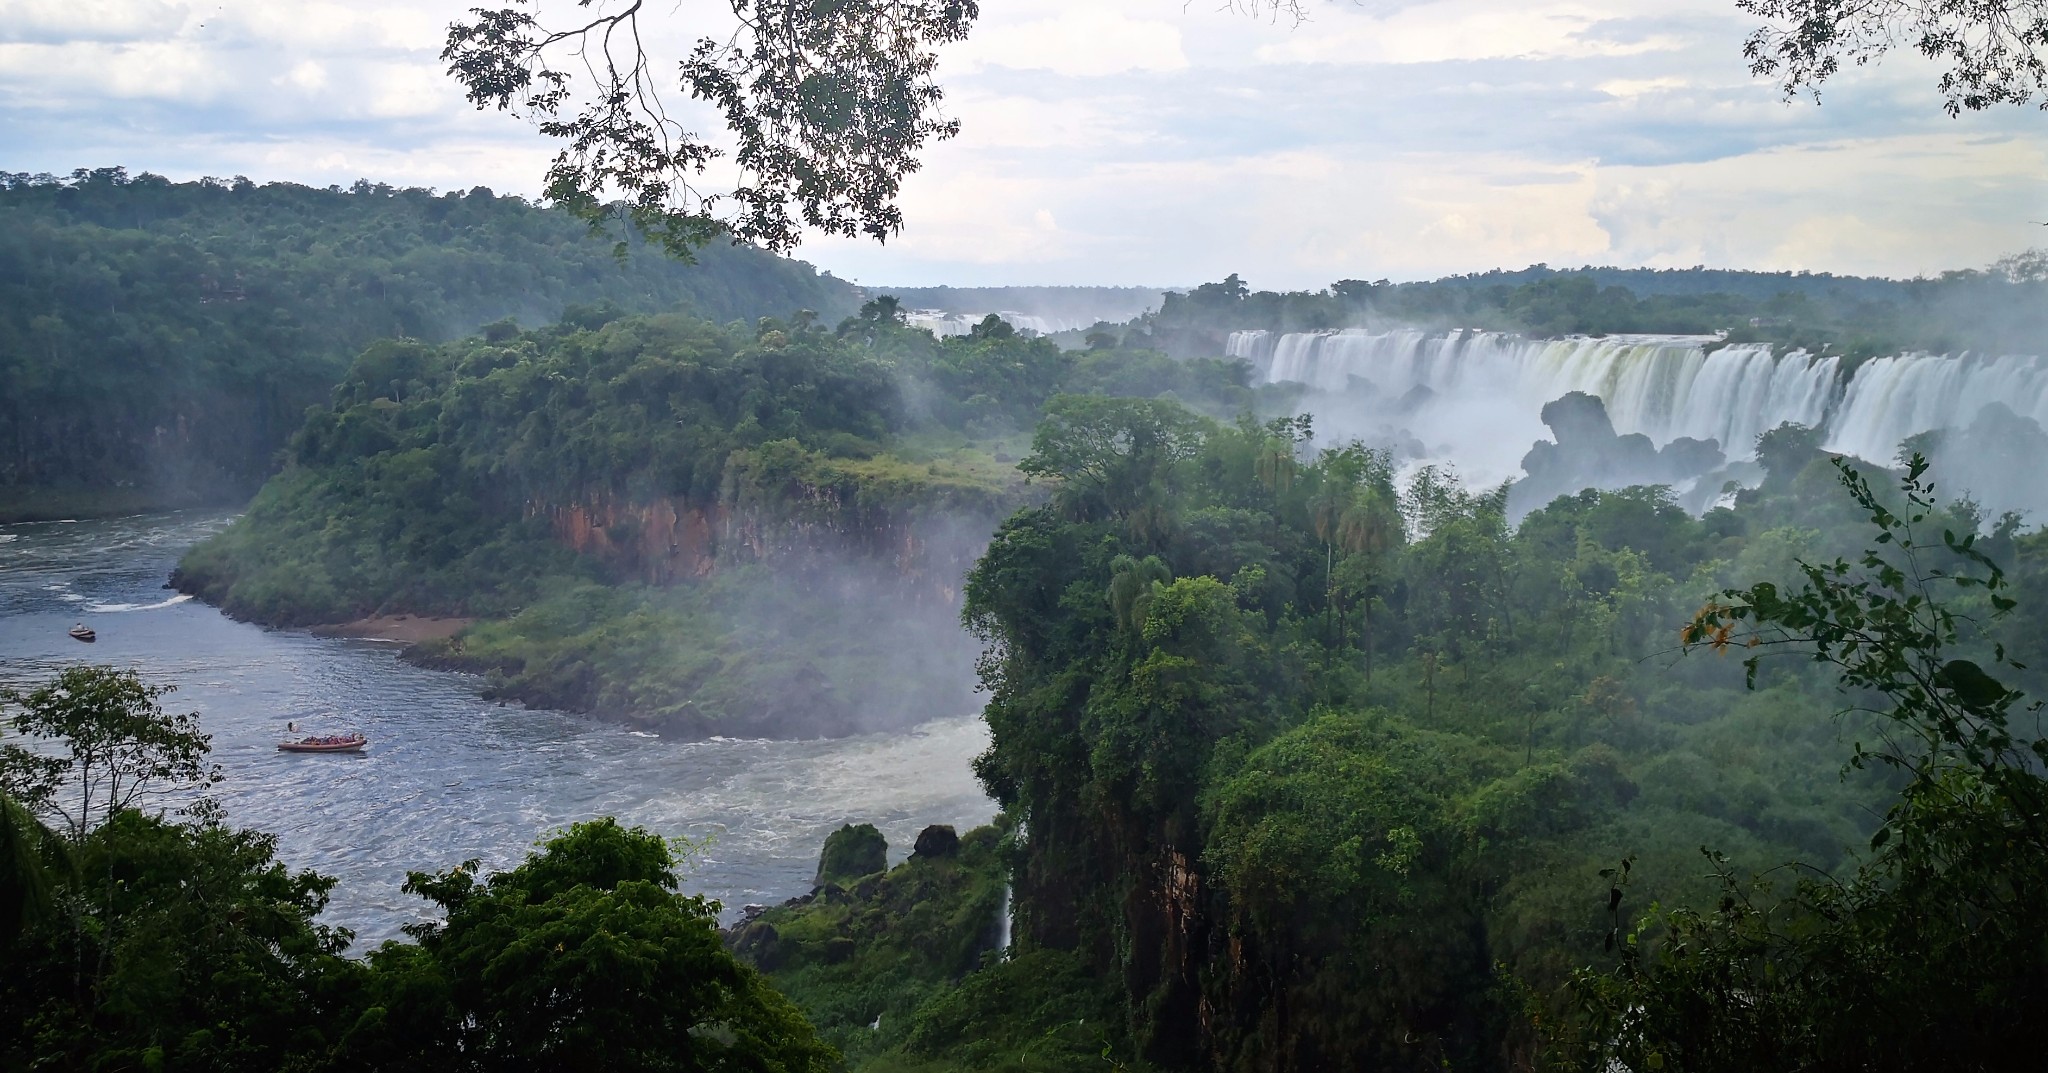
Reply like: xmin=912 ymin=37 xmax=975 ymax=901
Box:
xmin=995 ymin=882 xmax=1013 ymax=959
xmin=1828 ymin=353 xmax=2048 ymax=462
xmin=905 ymin=310 xmax=979 ymax=337
xmin=905 ymin=310 xmax=1110 ymax=337
xmin=1226 ymin=329 xmax=1272 ymax=365
xmin=1248 ymin=328 xmax=2045 ymax=482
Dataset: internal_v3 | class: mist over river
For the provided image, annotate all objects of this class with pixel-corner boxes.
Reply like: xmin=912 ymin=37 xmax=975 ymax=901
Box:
xmin=0 ymin=512 xmax=994 ymax=947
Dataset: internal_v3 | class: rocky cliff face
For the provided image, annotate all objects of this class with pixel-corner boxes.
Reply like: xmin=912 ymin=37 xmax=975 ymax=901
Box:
xmin=534 ymin=496 xmax=724 ymax=586
xmin=535 ymin=493 xmax=996 ymax=601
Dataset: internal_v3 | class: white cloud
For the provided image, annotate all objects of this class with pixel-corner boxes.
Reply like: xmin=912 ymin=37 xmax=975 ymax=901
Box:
xmin=853 ymin=169 xmax=1080 ymax=265
xmin=1597 ymin=76 xmax=1689 ymax=99
xmin=946 ymin=7 xmax=1188 ymax=77
xmin=0 ymin=39 xmax=232 ymax=102
xmin=1589 ymin=135 xmax=2048 ymax=275
xmin=364 ymin=61 xmax=454 ymax=118
xmin=224 ymin=3 xmax=441 ymax=53
xmin=282 ymin=59 xmax=328 ymax=92
xmin=946 ymin=92 xmax=1150 ymax=151
xmin=3 ymin=0 xmax=2044 ymax=289
xmin=0 ymin=0 xmax=188 ymax=43
xmin=239 ymin=135 xmax=550 ymax=192
xmin=1253 ymin=0 xmax=1686 ymax=66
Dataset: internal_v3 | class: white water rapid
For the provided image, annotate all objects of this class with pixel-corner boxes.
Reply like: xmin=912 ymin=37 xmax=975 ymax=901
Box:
xmin=907 ymin=310 xmax=1100 ymax=337
xmin=1230 ymin=328 xmax=2048 ymax=505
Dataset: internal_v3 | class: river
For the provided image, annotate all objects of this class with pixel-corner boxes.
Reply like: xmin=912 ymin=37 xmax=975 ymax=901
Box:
xmin=0 ymin=511 xmax=995 ymax=947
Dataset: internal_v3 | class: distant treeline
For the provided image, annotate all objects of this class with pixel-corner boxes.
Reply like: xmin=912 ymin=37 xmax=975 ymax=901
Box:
xmin=1140 ymin=256 xmax=2048 ymax=360
xmin=0 ymin=167 xmax=860 ymax=513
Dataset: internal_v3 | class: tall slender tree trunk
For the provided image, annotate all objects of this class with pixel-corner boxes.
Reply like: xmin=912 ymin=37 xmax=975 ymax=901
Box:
xmin=1362 ymin=599 xmax=1372 ymax=686
xmin=1324 ymin=542 xmax=1335 ymax=646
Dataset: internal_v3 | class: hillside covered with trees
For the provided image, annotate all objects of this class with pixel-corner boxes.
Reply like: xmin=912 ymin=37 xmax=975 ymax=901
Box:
xmin=149 ymin=266 xmax=2048 ymax=1066
xmin=941 ymin=399 xmax=2048 ymax=1070
xmin=171 ymin=302 xmax=1263 ymax=737
xmin=14 ymin=423 xmax=2048 ymax=1072
xmin=0 ymin=168 xmax=860 ymax=519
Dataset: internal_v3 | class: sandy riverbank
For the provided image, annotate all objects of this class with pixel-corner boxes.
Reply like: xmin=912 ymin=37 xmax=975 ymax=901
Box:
xmin=310 ymin=614 xmax=474 ymax=643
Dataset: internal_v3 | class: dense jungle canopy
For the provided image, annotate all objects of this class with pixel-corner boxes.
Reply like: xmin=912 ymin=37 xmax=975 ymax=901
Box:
xmin=0 ymin=168 xmax=858 ymax=515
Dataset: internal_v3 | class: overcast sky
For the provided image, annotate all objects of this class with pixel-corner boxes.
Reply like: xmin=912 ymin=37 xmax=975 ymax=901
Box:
xmin=4 ymin=0 xmax=2044 ymax=288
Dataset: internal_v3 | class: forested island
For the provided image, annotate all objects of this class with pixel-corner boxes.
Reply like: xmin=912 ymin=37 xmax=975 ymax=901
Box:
xmin=167 ymin=299 xmax=1257 ymax=736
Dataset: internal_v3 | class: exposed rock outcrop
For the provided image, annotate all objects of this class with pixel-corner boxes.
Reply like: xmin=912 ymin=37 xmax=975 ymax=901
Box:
xmin=1511 ymin=391 xmax=1725 ymax=516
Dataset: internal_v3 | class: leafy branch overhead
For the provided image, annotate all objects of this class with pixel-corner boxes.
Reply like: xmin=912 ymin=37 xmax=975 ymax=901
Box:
xmin=1683 ymin=453 xmax=2041 ymax=794
xmin=1739 ymin=0 xmax=2048 ymax=113
xmin=443 ymin=0 xmax=979 ymax=256
xmin=439 ymin=1 xmax=1353 ymax=258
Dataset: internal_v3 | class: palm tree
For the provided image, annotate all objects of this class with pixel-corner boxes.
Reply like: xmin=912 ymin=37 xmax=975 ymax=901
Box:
xmin=1108 ymin=554 xmax=1173 ymax=636
xmin=1335 ymin=486 xmax=1403 ymax=682
xmin=1254 ymin=436 xmax=1297 ymax=496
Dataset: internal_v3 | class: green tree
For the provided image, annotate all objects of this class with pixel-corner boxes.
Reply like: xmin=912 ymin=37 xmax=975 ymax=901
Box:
xmin=353 ymin=818 xmax=837 ymax=1073
xmin=0 ymin=792 xmax=60 ymax=946
xmin=1018 ymin=394 xmax=1206 ymax=526
xmin=1106 ymin=553 xmax=1172 ymax=635
xmin=1202 ymin=711 xmax=1493 ymax=1070
xmin=1564 ymin=456 xmax=2048 ymax=1071
xmin=0 ymin=666 xmax=220 ymax=840
xmin=0 ymin=807 xmax=358 ymax=1072
xmin=0 ymin=669 xmax=353 ymax=1073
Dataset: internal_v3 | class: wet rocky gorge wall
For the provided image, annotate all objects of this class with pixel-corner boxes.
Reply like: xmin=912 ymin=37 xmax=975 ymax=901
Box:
xmin=534 ymin=490 xmax=999 ymax=604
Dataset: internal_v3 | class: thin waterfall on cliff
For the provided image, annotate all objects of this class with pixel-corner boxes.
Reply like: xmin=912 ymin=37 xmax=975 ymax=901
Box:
xmin=1237 ymin=328 xmax=2048 ymax=496
xmin=996 ymin=882 xmax=1013 ymax=959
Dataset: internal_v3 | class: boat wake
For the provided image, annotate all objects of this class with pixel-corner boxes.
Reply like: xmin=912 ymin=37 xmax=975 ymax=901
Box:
xmin=84 ymin=593 xmax=193 ymax=613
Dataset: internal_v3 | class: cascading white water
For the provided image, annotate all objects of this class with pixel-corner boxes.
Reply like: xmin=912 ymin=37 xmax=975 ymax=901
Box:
xmin=1251 ymin=328 xmax=2045 ymax=475
xmin=905 ymin=311 xmax=977 ymax=337
xmin=1827 ymin=353 xmax=2048 ymax=462
xmin=1255 ymin=329 xmax=1833 ymax=455
xmin=995 ymin=882 xmax=1013 ymax=958
xmin=906 ymin=310 xmax=1109 ymax=337
xmin=1225 ymin=329 xmax=1270 ymax=362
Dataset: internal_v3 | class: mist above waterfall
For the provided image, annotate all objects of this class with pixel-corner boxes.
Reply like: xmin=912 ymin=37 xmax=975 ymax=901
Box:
xmin=886 ymin=285 xmax=1168 ymax=340
xmin=1234 ymin=328 xmax=2048 ymax=523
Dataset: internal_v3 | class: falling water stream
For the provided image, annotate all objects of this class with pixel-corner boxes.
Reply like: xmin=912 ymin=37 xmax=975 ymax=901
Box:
xmin=0 ymin=512 xmax=996 ymax=948
xmin=1230 ymin=328 xmax=2048 ymax=488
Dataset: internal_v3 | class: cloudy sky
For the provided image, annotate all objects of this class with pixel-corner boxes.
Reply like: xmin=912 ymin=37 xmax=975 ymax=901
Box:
xmin=4 ymin=0 xmax=2045 ymax=288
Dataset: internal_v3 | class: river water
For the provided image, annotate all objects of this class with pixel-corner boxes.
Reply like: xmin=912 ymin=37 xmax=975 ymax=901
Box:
xmin=0 ymin=512 xmax=995 ymax=948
